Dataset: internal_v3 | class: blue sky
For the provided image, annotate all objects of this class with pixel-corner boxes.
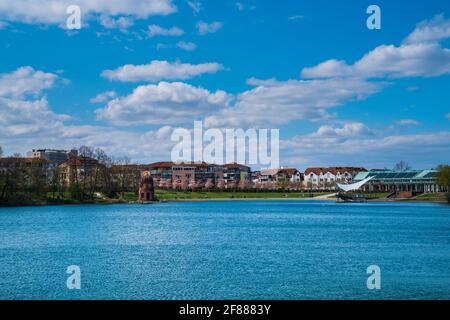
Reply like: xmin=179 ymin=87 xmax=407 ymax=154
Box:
xmin=0 ymin=0 xmax=449 ymax=169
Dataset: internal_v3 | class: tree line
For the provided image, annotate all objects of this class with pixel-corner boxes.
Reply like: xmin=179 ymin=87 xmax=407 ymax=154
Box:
xmin=0 ymin=146 xmax=140 ymax=205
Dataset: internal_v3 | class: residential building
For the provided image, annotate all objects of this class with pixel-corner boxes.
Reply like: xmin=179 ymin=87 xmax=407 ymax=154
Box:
xmin=26 ymin=149 xmax=73 ymax=165
xmin=303 ymin=167 xmax=367 ymax=190
xmin=146 ymin=161 xmax=175 ymax=181
xmin=259 ymin=168 xmax=302 ymax=184
xmin=222 ymin=163 xmax=251 ymax=186
xmin=171 ymin=162 xmax=224 ymax=188
xmin=58 ymin=154 xmax=100 ymax=187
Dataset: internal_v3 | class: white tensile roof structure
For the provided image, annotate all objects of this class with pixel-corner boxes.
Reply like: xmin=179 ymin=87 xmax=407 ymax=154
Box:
xmin=337 ymin=176 xmax=374 ymax=192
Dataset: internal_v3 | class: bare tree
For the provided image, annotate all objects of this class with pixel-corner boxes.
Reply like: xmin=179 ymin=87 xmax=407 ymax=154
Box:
xmin=78 ymin=146 xmax=94 ymax=200
xmin=49 ymin=165 xmax=61 ymax=200
xmin=395 ymin=161 xmax=411 ymax=172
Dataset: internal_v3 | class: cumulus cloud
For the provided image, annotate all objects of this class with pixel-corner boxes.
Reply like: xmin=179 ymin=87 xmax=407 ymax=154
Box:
xmin=0 ymin=67 xmax=70 ymax=145
xmin=404 ymin=14 xmax=450 ymax=44
xmin=196 ymin=20 xmax=223 ymax=35
xmin=95 ymin=82 xmax=232 ymax=126
xmin=176 ymin=41 xmax=197 ymax=51
xmin=0 ymin=66 xmax=58 ymax=98
xmin=98 ymin=16 xmax=134 ymax=32
xmin=90 ymin=91 xmax=117 ymax=103
xmin=301 ymin=15 xmax=450 ymax=79
xmin=101 ymin=60 xmax=223 ymax=82
xmin=288 ymin=15 xmax=304 ymax=21
xmin=187 ymin=1 xmax=202 ymax=14
xmin=204 ymin=78 xmax=383 ymax=127
xmin=0 ymin=0 xmax=176 ymax=26
xmin=0 ymin=67 xmax=177 ymax=162
xmin=315 ymin=122 xmax=373 ymax=137
xmin=396 ymin=119 xmax=420 ymax=126
xmin=281 ymin=129 xmax=450 ymax=169
xmin=147 ymin=24 xmax=184 ymax=37
xmin=302 ymin=43 xmax=450 ymax=79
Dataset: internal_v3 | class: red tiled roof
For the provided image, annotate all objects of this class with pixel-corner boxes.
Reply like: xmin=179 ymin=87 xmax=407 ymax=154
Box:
xmin=304 ymin=167 xmax=367 ymax=175
xmin=278 ymin=168 xmax=299 ymax=176
xmin=147 ymin=161 xmax=175 ymax=168
xmin=223 ymin=163 xmax=250 ymax=170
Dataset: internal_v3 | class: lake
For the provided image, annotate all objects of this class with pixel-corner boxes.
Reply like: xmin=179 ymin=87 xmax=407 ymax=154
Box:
xmin=0 ymin=201 xmax=449 ymax=300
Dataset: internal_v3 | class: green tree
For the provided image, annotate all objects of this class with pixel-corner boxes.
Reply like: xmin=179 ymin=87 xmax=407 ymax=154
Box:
xmin=436 ymin=165 xmax=450 ymax=203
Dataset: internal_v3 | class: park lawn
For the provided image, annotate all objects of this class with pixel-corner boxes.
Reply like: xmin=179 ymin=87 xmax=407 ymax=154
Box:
xmin=410 ymin=193 xmax=448 ymax=202
xmin=154 ymin=190 xmax=330 ymax=200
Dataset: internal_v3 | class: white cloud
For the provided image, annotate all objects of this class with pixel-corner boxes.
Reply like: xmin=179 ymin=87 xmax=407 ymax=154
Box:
xmin=301 ymin=43 xmax=450 ymax=79
xmin=101 ymin=60 xmax=224 ymax=82
xmin=156 ymin=43 xmax=170 ymax=50
xmin=302 ymin=15 xmax=450 ymax=79
xmin=0 ymin=67 xmax=177 ymax=162
xmin=0 ymin=0 xmax=176 ymax=26
xmin=99 ymin=16 xmax=134 ymax=32
xmin=288 ymin=15 xmax=304 ymax=21
xmin=95 ymin=82 xmax=232 ymax=126
xmin=147 ymin=24 xmax=184 ymax=37
xmin=176 ymin=41 xmax=197 ymax=51
xmin=405 ymin=86 xmax=419 ymax=92
xmin=205 ymin=77 xmax=383 ymax=127
xmin=236 ymin=2 xmax=244 ymax=11
xmin=281 ymin=129 xmax=450 ymax=169
xmin=187 ymin=1 xmax=202 ymax=14
xmin=0 ymin=109 xmax=177 ymax=162
xmin=397 ymin=119 xmax=420 ymax=126
xmin=404 ymin=14 xmax=450 ymax=44
xmin=316 ymin=122 xmax=373 ymax=137
xmin=0 ymin=97 xmax=70 ymax=138
xmin=0 ymin=66 xmax=58 ymax=98
xmin=196 ymin=20 xmax=223 ymax=35
xmin=90 ymin=91 xmax=117 ymax=104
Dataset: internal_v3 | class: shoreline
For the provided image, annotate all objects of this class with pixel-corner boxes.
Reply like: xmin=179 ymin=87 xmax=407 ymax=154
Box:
xmin=1 ymin=197 xmax=448 ymax=208
xmin=162 ymin=198 xmax=448 ymax=204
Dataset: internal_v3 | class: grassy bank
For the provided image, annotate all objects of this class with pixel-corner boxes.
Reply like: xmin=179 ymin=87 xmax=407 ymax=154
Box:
xmin=407 ymin=193 xmax=449 ymax=202
xmin=154 ymin=190 xmax=331 ymax=200
xmin=1 ymin=191 xmax=448 ymax=207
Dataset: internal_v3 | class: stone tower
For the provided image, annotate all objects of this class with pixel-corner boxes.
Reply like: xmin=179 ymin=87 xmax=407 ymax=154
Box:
xmin=138 ymin=171 xmax=156 ymax=202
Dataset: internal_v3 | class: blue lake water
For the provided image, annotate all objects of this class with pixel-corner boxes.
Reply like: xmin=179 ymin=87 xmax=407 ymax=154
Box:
xmin=0 ymin=201 xmax=449 ymax=300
